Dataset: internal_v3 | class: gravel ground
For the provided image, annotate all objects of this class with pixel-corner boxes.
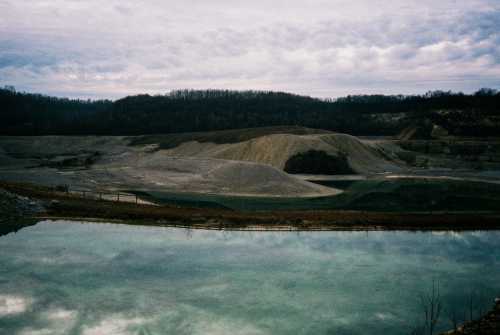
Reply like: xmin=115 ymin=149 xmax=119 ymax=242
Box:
xmin=0 ymin=136 xmax=340 ymax=197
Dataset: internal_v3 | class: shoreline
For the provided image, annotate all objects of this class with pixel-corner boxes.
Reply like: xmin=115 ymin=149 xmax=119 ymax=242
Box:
xmin=2 ymin=181 xmax=500 ymax=231
xmin=34 ymin=216 xmax=500 ymax=232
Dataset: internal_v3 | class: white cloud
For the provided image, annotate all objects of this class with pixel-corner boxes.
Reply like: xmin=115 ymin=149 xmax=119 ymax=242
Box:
xmin=19 ymin=308 xmax=78 ymax=335
xmin=0 ymin=0 xmax=499 ymax=98
xmin=374 ymin=312 xmax=397 ymax=321
xmin=0 ymin=294 xmax=32 ymax=316
xmin=81 ymin=314 xmax=149 ymax=335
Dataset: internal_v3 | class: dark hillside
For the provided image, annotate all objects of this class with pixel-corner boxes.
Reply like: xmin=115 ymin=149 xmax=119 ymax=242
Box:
xmin=1 ymin=87 xmax=499 ymax=136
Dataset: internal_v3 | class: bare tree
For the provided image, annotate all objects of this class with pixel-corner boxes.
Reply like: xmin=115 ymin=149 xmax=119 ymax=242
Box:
xmin=468 ymin=290 xmax=475 ymax=322
xmin=419 ymin=280 xmax=442 ymax=335
xmin=409 ymin=325 xmax=425 ymax=335
xmin=447 ymin=306 xmax=460 ymax=332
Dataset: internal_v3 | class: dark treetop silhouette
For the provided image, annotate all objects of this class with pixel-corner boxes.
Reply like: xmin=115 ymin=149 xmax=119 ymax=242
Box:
xmin=1 ymin=87 xmax=499 ymax=136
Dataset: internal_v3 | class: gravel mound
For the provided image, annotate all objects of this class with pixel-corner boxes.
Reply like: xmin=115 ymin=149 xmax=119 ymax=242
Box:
xmin=121 ymin=154 xmax=341 ymax=197
xmin=164 ymin=133 xmax=402 ymax=174
xmin=0 ymin=134 xmax=344 ymax=197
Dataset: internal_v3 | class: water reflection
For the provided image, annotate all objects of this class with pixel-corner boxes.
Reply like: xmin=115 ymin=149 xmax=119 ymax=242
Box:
xmin=0 ymin=221 xmax=498 ymax=335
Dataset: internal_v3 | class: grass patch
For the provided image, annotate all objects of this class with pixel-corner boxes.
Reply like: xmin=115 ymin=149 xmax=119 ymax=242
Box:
xmin=141 ymin=179 xmax=500 ymax=213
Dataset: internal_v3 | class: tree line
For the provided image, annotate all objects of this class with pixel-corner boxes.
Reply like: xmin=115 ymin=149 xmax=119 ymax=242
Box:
xmin=1 ymin=87 xmax=499 ymax=136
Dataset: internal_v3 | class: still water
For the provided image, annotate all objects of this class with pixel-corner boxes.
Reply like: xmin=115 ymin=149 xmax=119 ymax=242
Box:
xmin=0 ymin=221 xmax=499 ymax=335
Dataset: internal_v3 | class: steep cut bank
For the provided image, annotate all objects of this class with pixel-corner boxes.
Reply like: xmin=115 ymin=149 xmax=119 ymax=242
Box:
xmin=162 ymin=133 xmax=402 ymax=174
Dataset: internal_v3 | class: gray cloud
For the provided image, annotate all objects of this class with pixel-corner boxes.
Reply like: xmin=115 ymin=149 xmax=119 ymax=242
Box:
xmin=0 ymin=0 xmax=499 ymax=98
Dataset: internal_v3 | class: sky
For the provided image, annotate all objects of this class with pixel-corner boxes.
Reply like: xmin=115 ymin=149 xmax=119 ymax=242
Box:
xmin=0 ymin=0 xmax=500 ymax=99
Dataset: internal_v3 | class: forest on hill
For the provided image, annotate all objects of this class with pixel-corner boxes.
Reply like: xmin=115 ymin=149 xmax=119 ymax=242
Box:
xmin=1 ymin=87 xmax=499 ymax=136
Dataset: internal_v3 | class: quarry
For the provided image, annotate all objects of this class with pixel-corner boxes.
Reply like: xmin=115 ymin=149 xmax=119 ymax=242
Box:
xmin=1 ymin=126 xmax=500 ymax=213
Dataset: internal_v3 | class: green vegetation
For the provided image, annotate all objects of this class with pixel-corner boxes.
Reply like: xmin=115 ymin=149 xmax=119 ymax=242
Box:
xmin=1 ymin=87 xmax=499 ymax=136
xmin=336 ymin=179 xmax=500 ymax=212
xmin=138 ymin=179 xmax=500 ymax=212
xmin=284 ymin=150 xmax=355 ymax=175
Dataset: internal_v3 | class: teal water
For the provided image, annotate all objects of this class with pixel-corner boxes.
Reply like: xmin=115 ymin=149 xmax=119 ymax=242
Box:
xmin=0 ymin=221 xmax=499 ymax=335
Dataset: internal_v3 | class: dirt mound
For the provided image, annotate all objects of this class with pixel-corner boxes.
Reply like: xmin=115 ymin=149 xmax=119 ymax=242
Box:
xmin=163 ymin=133 xmax=402 ymax=174
xmin=123 ymin=153 xmax=341 ymax=197
xmin=206 ymin=160 xmax=339 ymax=196
xmin=0 ymin=136 xmax=341 ymax=198
xmin=130 ymin=126 xmax=332 ymax=149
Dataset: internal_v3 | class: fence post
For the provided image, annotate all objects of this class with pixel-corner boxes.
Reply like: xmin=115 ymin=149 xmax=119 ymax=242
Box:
xmin=117 ymin=193 xmax=120 ymax=202
xmin=82 ymin=191 xmax=86 ymax=198
xmin=99 ymin=193 xmax=102 ymax=201
xmin=135 ymin=194 xmax=138 ymax=204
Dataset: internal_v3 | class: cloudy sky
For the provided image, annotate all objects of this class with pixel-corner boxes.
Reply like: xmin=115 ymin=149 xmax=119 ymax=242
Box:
xmin=1 ymin=0 xmax=499 ymax=99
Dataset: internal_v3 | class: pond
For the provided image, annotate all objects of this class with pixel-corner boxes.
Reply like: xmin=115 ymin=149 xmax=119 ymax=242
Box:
xmin=0 ymin=221 xmax=499 ymax=335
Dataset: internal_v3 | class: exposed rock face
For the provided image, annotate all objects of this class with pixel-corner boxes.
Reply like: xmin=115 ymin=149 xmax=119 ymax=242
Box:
xmin=442 ymin=299 xmax=500 ymax=335
xmin=399 ymin=141 xmax=500 ymax=158
xmin=397 ymin=121 xmax=435 ymax=141
xmin=397 ymin=140 xmax=500 ymax=169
